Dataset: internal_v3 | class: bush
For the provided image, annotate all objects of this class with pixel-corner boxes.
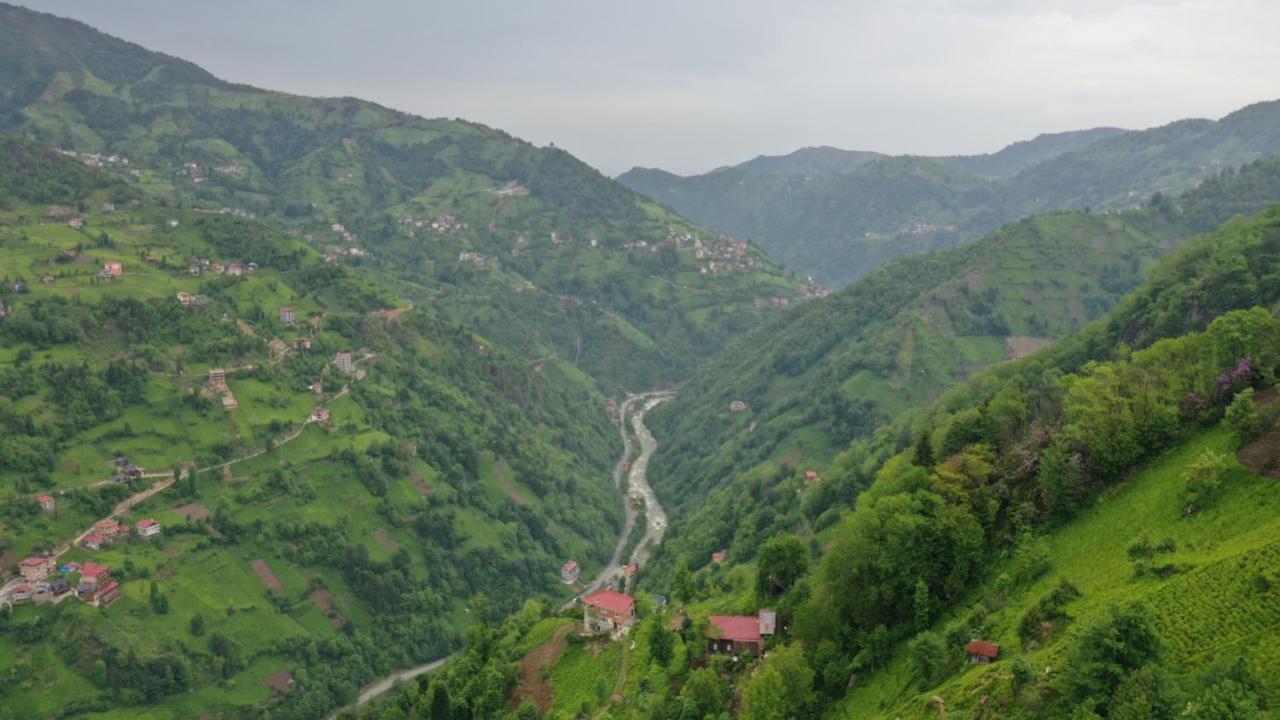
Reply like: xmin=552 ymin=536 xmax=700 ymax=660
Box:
xmin=1225 ymin=388 xmax=1262 ymax=441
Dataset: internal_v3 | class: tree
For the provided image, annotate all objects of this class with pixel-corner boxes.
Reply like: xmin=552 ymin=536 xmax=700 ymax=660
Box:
xmin=1187 ymin=679 xmax=1263 ymax=720
xmin=756 ymin=535 xmax=808 ymax=597
xmin=678 ymin=667 xmax=726 ymax=719
xmin=647 ymin=617 xmax=674 ymax=667
xmin=907 ymin=631 xmax=950 ymax=689
xmin=1108 ymin=665 xmax=1180 ymax=720
xmin=1181 ymin=449 xmax=1232 ymax=515
xmin=673 ymin=559 xmax=694 ymax=604
xmin=1225 ymin=388 xmax=1262 ymax=441
xmin=740 ymin=645 xmax=814 ymax=720
xmin=188 ymin=614 xmax=205 ymax=636
xmin=1062 ymin=604 xmax=1162 ymax=711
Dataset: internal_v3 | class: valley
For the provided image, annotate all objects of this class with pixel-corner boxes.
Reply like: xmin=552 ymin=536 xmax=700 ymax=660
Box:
xmin=2 ymin=3 xmax=1280 ymax=720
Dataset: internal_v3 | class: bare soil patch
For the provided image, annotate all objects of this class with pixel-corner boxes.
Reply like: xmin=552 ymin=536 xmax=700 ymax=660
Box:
xmin=1106 ymin=218 xmax=1122 ymax=231
xmin=0 ymin=548 xmax=16 ymax=573
xmin=173 ymin=502 xmax=211 ymax=521
xmin=409 ymin=465 xmax=430 ymax=494
xmin=1237 ymin=388 xmax=1280 ymax=477
xmin=512 ymin=624 xmax=572 ymax=713
xmin=371 ymin=527 xmax=402 ymax=552
xmin=1005 ymin=336 xmax=1053 ymax=360
xmin=250 ymin=559 xmax=284 ymax=593
xmin=495 ymin=459 xmax=527 ymax=506
xmin=265 ymin=667 xmax=293 ymax=694
xmin=1092 ymin=234 xmax=1109 ymax=253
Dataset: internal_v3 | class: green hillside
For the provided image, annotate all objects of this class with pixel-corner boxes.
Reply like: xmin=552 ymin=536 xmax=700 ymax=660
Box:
xmin=339 ymin=203 xmax=1280 ymax=720
xmin=618 ymin=102 xmax=1280 ymax=287
xmin=0 ymin=139 xmax=627 ymax=719
xmin=641 ymin=160 xmax=1280 ymax=577
xmin=0 ymin=2 xmax=810 ymax=392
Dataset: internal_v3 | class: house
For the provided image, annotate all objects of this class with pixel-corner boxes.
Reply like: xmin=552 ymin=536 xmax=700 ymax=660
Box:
xmin=707 ymin=614 xmax=764 ymax=657
xmin=583 ymin=590 xmax=636 ymax=635
xmin=208 ymin=368 xmax=227 ymax=390
xmin=210 ymin=262 xmax=225 ymax=274
xmin=561 ymin=560 xmax=580 ymax=584
xmin=84 ymin=534 xmax=103 ymax=550
xmin=177 ymin=291 xmax=195 ymax=306
xmin=226 ymin=262 xmax=243 ymax=277
xmin=8 ymin=584 xmax=33 ymax=604
xmin=168 ymin=219 xmax=180 ymax=228
xmin=37 ymin=494 xmax=55 ymax=512
xmin=729 ymin=400 xmax=748 ymax=412
xmin=68 ymin=216 xmax=85 ymax=229
xmin=41 ymin=274 xmax=54 ymax=286
xmin=966 ymin=639 xmax=1000 ymax=665
xmin=102 ymin=202 xmax=115 ymax=214
xmin=309 ymin=407 xmax=331 ymax=424
xmin=77 ymin=582 xmax=97 ymax=603
xmin=97 ymin=580 xmax=122 ymax=606
xmin=334 ymin=352 xmax=354 ymax=374
xmin=623 ymin=563 xmax=638 ymax=578
xmin=20 ymin=556 xmax=54 ymax=582
xmin=805 ymin=470 xmax=819 ymax=484
xmin=50 ymin=578 xmax=71 ymax=596
xmin=280 ymin=307 xmax=296 ymax=326
xmin=80 ymin=562 xmax=111 ymax=588
xmin=188 ymin=263 xmax=201 ymax=276
xmin=137 ymin=519 xmax=161 ymax=538
xmin=758 ymin=609 xmax=777 ymax=635
xmin=104 ymin=261 xmax=123 ymax=277
xmin=94 ymin=518 xmax=122 ymax=538
xmin=711 ymin=550 xmax=727 ymax=565
xmin=297 ymin=336 xmax=313 ymax=350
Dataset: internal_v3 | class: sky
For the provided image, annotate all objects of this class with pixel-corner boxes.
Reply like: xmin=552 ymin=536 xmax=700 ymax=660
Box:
xmin=16 ymin=0 xmax=1280 ymax=175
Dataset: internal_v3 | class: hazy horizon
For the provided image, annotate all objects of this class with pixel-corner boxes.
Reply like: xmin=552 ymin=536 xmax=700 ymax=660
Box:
xmin=13 ymin=0 xmax=1280 ymax=176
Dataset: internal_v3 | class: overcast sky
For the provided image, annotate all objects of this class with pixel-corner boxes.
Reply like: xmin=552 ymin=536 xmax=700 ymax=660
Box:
xmin=17 ymin=0 xmax=1280 ymax=175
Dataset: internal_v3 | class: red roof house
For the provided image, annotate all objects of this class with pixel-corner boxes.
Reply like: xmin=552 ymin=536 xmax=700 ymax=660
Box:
xmin=37 ymin=495 xmax=55 ymax=511
xmin=19 ymin=556 xmax=53 ymax=582
xmin=137 ymin=519 xmax=161 ymax=538
xmin=707 ymin=615 xmax=764 ymax=656
xmin=966 ymin=639 xmax=1000 ymax=664
xmin=583 ymin=590 xmax=637 ymax=635
xmin=84 ymin=534 xmax=103 ymax=550
xmin=561 ymin=560 xmax=580 ymax=584
xmin=711 ymin=550 xmax=727 ymax=565
xmin=80 ymin=562 xmax=111 ymax=586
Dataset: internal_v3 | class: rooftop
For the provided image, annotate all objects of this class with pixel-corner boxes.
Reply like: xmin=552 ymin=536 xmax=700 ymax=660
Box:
xmin=707 ymin=615 xmax=762 ymax=644
xmin=583 ymin=589 xmax=635 ymax=614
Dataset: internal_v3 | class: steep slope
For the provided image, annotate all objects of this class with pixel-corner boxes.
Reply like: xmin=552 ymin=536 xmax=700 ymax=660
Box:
xmin=345 ymin=202 xmax=1280 ymax=720
xmin=643 ymin=158 xmax=1280 ymax=569
xmin=736 ymin=146 xmax=886 ymax=176
xmin=618 ymin=103 xmax=1280 ymax=286
xmin=0 ymin=2 xmax=810 ymax=392
xmin=0 ymin=140 xmax=625 ymax=718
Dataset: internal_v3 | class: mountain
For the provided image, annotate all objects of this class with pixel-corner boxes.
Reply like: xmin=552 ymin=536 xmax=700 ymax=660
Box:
xmin=0 ymin=137 xmax=630 ymax=718
xmin=735 ymin=146 xmax=886 ymax=176
xmin=618 ymin=103 xmax=1280 ymax=287
xmin=640 ymin=157 xmax=1280 ymax=569
xmin=945 ymin=126 xmax=1128 ymax=178
xmin=0 ymin=2 xmax=812 ymax=393
xmin=350 ymin=192 xmax=1280 ymax=720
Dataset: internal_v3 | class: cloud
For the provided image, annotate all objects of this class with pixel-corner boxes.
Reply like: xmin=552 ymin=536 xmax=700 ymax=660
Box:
xmin=17 ymin=0 xmax=1280 ymax=174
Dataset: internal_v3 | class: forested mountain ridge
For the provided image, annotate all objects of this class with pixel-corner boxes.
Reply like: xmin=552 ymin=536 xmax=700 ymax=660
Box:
xmin=0 ymin=2 xmax=812 ymax=392
xmin=0 ymin=137 xmax=627 ymax=718
xmin=347 ymin=176 xmax=1280 ymax=720
xmin=643 ymin=157 xmax=1280 ymax=535
xmin=618 ymin=101 xmax=1280 ymax=286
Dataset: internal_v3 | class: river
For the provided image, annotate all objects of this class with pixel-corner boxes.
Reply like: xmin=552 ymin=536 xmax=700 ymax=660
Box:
xmin=328 ymin=390 xmax=672 ymax=717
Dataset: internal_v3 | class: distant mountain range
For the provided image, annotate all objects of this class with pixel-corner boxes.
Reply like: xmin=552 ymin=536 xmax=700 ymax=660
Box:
xmin=619 ymin=105 xmax=1280 ymax=286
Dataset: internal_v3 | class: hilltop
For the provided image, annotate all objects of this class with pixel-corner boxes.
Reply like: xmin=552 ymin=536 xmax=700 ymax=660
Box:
xmin=618 ymin=103 xmax=1280 ymax=286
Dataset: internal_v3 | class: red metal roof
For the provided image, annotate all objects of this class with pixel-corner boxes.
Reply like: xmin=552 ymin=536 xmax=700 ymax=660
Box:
xmin=81 ymin=562 xmax=110 ymax=578
xmin=966 ymin=639 xmax=1000 ymax=659
xmin=137 ymin=519 xmax=157 ymax=528
xmin=84 ymin=534 xmax=103 ymax=544
xmin=20 ymin=556 xmax=48 ymax=567
xmin=707 ymin=615 xmax=762 ymax=644
xmin=36 ymin=495 xmax=54 ymax=502
xmin=583 ymin=590 xmax=634 ymax=614
xmin=562 ymin=561 xmax=578 ymax=572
